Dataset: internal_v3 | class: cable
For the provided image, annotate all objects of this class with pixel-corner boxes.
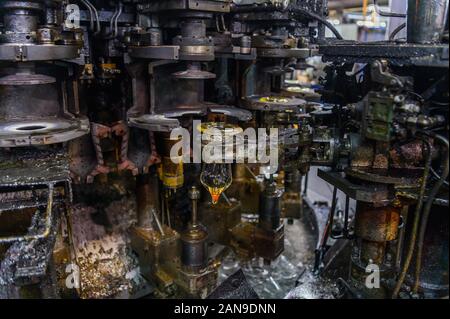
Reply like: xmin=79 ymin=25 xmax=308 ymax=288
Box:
xmin=413 ymin=134 xmax=449 ymax=293
xmin=373 ymin=0 xmax=407 ymax=18
xmin=391 ymin=137 xmax=433 ymax=299
xmin=389 ymin=22 xmax=406 ymax=41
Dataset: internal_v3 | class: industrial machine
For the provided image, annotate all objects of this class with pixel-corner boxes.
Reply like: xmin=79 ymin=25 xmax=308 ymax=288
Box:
xmin=0 ymin=0 xmax=448 ymax=299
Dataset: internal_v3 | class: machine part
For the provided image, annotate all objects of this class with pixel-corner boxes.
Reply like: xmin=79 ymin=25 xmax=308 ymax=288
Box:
xmin=172 ymin=62 xmax=216 ymax=80
xmin=156 ymin=132 xmax=184 ymax=189
xmin=173 ymin=19 xmax=215 ymax=61
xmin=0 ymin=0 xmax=447 ymax=301
xmin=0 ymin=67 xmax=89 ymax=147
xmin=413 ymin=134 xmax=449 ymax=293
xmin=319 ymin=40 xmax=449 ymax=67
xmin=198 ymin=122 xmax=243 ymax=204
xmin=281 ymin=86 xmax=321 ymax=102
xmin=128 ymin=46 xmax=180 ymax=60
xmin=230 ymin=221 xmax=285 ymax=262
xmin=180 ymin=186 xmax=209 ymax=271
xmin=207 ymin=269 xmax=259 ymax=299
xmin=259 ymin=176 xmax=283 ymax=231
xmin=242 ymin=95 xmax=306 ymax=112
xmin=199 ymin=197 xmax=241 ymax=245
xmin=130 ymin=226 xmax=180 ymax=295
xmin=407 ymin=0 xmax=449 ymax=44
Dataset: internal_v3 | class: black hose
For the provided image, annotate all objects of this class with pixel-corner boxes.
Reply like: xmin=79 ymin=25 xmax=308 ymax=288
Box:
xmin=389 ymin=22 xmax=406 ymax=41
xmin=413 ymin=134 xmax=449 ymax=293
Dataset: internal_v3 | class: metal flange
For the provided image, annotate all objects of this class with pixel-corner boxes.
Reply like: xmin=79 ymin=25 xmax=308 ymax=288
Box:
xmin=0 ymin=44 xmax=80 ymax=61
xmin=0 ymin=116 xmax=90 ymax=147
xmin=242 ymin=94 xmax=306 ymax=111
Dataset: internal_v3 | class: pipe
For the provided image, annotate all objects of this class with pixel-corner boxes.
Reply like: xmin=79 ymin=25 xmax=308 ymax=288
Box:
xmin=80 ymin=0 xmax=94 ymax=30
xmin=391 ymin=138 xmax=433 ymax=298
xmin=413 ymin=134 xmax=449 ymax=293
xmin=82 ymin=0 xmax=100 ymax=34
xmin=407 ymin=0 xmax=450 ymax=43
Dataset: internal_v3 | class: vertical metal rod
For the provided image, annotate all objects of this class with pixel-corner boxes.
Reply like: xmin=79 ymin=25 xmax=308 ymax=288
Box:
xmin=343 ymin=195 xmax=350 ymax=238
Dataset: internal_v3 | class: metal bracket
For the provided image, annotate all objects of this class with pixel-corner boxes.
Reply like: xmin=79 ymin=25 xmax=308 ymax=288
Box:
xmin=0 ymin=183 xmax=55 ymax=244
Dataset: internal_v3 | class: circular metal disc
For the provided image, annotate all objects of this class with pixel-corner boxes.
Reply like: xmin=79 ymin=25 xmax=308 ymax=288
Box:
xmin=172 ymin=68 xmax=216 ymax=80
xmin=242 ymin=95 xmax=306 ymax=111
xmin=0 ymin=116 xmax=89 ymax=147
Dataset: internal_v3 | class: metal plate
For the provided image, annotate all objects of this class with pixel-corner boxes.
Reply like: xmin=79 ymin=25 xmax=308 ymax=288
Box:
xmin=0 ymin=44 xmax=80 ymax=61
xmin=128 ymin=114 xmax=183 ymax=132
xmin=128 ymin=46 xmax=180 ymax=60
xmin=317 ymin=169 xmax=393 ymax=204
xmin=257 ymin=47 xmax=317 ymax=59
xmin=138 ymin=0 xmax=230 ymax=13
xmin=319 ymin=40 xmax=449 ymax=67
xmin=129 ymin=104 xmax=251 ymax=131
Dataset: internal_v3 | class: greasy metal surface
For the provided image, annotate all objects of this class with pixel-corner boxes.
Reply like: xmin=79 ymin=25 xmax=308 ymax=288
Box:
xmin=317 ymin=169 xmax=392 ymax=204
xmin=242 ymin=95 xmax=306 ymax=111
xmin=345 ymin=167 xmax=423 ymax=186
xmin=0 ymin=148 xmax=70 ymax=186
xmin=208 ymin=269 xmax=259 ymax=299
xmin=0 ymin=206 xmax=61 ymax=298
xmin=319 ymin=40 xmax=449 ymax=67
xmin=257 ymin=47 xmax=318 ymax=59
